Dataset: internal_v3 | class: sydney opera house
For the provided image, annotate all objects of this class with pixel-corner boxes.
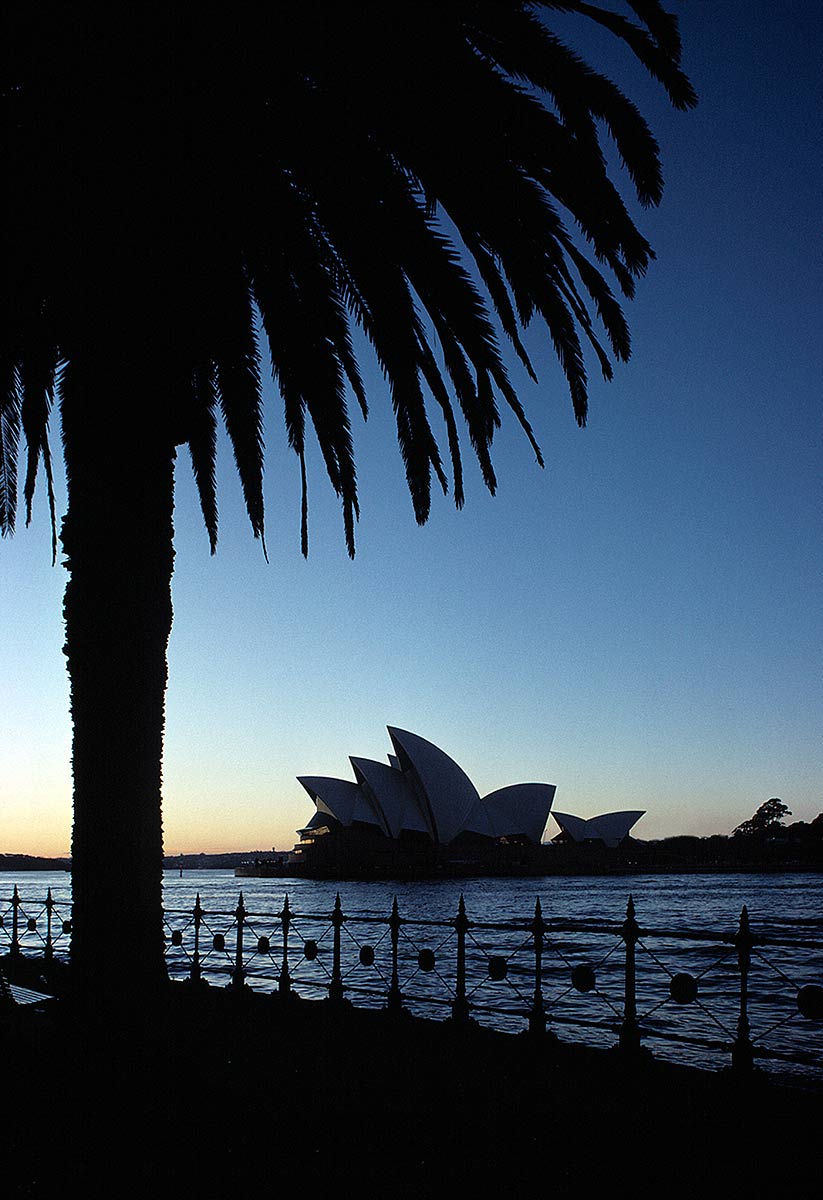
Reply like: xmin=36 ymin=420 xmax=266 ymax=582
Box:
xmin=287 ymin=726 xmax=557 ymax=877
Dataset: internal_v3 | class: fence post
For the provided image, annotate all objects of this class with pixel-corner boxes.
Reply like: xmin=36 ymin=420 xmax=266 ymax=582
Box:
xmin=529 ymin=898 xmax=547 ymax=1036
xmin=232 ymin=892 xmax=246 ymax=990
xmin=619 ymin=895 xmax=642 ymax=1055
xmin=190 ymin=893 xmax=203 ymax=983
xmin=10 ymin=885 xmax=21 ymax=962
xmin=329 ymin=894 xmax=345 ymax=1004
xmin=387 ymin=897 xmax=403 ymax=1014
xmin=731 ymin=905 xmax=755 ymax=1073
xmin=451 ymin=895 xmax=471 ymax=1024
xmin=45 ymin=888 xmax=55 ymax=963
xmin=279 ymin=895 xmax=292 ymax=997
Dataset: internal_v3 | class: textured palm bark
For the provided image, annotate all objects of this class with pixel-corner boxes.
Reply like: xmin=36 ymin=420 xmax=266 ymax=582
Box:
xmin=61 ymin=378 xmax=175 ymax=1017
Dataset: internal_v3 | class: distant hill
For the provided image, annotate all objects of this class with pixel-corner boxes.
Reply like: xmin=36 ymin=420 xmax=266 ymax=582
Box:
xmin=0 ymin=854 xmax=71 ymax=871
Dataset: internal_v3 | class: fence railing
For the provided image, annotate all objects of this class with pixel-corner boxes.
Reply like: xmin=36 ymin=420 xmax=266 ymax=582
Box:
xmin=3 ymin=885 xmax=823 ymax=1082
xmin=0 ymin=886 xmax=72 ymax=966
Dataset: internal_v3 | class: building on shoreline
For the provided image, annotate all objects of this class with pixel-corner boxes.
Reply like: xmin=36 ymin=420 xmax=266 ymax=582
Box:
xmin=286 ymin=726 xmax=557 ymax=877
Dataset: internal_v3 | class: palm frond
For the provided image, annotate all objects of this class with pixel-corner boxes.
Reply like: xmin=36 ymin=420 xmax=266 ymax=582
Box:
xmin=293 ymin=172 xmax=447 ymax=524
xmin=465 ymin=4 xmax=666 ymax=207
xmin=250 ymin=190 xmax=362 ymax=557
xmin=210 ymin=270 xmax=267 ymax=556
xmin=415 ymin=333 xmax=466 ymax=510
xmin=463 ymin=236 xmax=538 ymax=383
xmin=431 ymin=314 xmax=498 ymax=495
xmin=18 ymin=324 xmax=59 ymax=561
xmin=0 ymin=365 xmax=22 ymax=537
xmin=625 ymin=1 xmax=684 ymax=57
xmin=561 ymin=241 xmax=632 ymax=362
xmin=186 ymin=367 xmax=220 ymax=554
xmin=537 ymin=2 xmax=697 ymax=110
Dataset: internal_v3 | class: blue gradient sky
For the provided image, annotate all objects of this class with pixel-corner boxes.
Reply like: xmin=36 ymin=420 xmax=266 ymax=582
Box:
xmin=2 ymin=1 xmax=821 ymax=856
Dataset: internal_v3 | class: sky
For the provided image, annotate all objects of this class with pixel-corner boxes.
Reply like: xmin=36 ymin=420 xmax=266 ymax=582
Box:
xmin=2 ymin=1 xmax=821 ymax=857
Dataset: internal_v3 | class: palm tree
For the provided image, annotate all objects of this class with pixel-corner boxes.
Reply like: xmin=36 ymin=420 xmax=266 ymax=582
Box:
xmin=1 ymin=3 xmax=695 ymax=1013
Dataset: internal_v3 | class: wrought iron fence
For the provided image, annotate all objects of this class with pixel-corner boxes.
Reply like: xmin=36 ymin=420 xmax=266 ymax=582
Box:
xmin=0 ymin=886 xmax=72 ymax=966
xmin=3 ymin=885 xmax=823 ymax=1083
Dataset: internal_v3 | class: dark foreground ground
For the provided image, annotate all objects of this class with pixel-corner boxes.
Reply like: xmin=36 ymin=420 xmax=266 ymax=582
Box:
xmin=3 ymin=974 xmax=822 ymax=1199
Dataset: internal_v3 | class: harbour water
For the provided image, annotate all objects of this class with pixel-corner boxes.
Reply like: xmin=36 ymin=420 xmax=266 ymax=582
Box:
xmin=160 ymin=866 xmax=822 ymax=930
xmin=4 ymin=868 xmax=822 ymax=1083
xmin=5 ymin=864 xmax=819 ymax=931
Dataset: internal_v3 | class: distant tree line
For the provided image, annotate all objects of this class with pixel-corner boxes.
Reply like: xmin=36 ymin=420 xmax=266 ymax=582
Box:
xmin=630 ymin=799 xmax=823 ymax=871
xmin=732 ymin=797 xmax=794 ymax=841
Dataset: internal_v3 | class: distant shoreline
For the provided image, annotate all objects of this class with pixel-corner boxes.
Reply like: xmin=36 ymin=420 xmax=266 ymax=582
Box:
xmin=0 ymin=854 xmax=72 ymax=872
xmin=3 ymin=843 xmax=822 ymax=877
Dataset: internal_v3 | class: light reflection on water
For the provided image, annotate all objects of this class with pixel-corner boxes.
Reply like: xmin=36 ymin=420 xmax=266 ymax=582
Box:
xmin=3 ymin=869 xmax=821 ymax=1083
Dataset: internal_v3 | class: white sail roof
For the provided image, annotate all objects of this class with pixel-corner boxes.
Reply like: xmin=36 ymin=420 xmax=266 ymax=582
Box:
xmin=350 ymin=757 xmax=427 ymax=838
xmin=552 ymin=810 xmax=645 ymax=848
xmin=478 ymin=784 xmax=557 ymax=844
xmin=296 ymin=728 xmax=557 ymax=848
xmin=297 ymin=777 xmax=377 ymax=828
xmin=387 ymin=727 xmax=480 ymax=846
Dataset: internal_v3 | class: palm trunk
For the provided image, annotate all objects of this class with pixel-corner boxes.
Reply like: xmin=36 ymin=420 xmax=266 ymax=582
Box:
xmin=61 ymin=370 xmax=175 ymax=1020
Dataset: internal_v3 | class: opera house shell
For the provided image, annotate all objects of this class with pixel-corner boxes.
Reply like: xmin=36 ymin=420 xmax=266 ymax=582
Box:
xmin=551 ymin=810 xmax=645 ymax=849
xmin=290 ymin=727 xmax=557 ymax=877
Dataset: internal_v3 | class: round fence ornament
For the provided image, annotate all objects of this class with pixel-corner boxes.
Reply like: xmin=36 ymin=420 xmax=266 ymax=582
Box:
xmin=359 ymin=945 xmax=375 ymax=967
xmin=304 ymin=939 xmax=319 ymax=961
xmin=62 ymin=920 xmax=72 ymax=934
xmin=257 ymin=936 xmax=270 ymax=954
xmin=27 ymin=918 xmax=37 ymax=932
xmin=797 ymin=984 xmax=823 ymax=1021
xmin=212 ymin=933 xmax=225 ymax=951
xmin=571 ymin=964 xmax=596 ymax=993
xmin=488 ymin=955 xmax=508 ymax=981
xmin=418 ymin=948 xmax=436 ymax=973
xmin=170 ymin=929 xmax=183 ymax=947
xmin=670 ymin=973 xmax=698 ymax=1004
